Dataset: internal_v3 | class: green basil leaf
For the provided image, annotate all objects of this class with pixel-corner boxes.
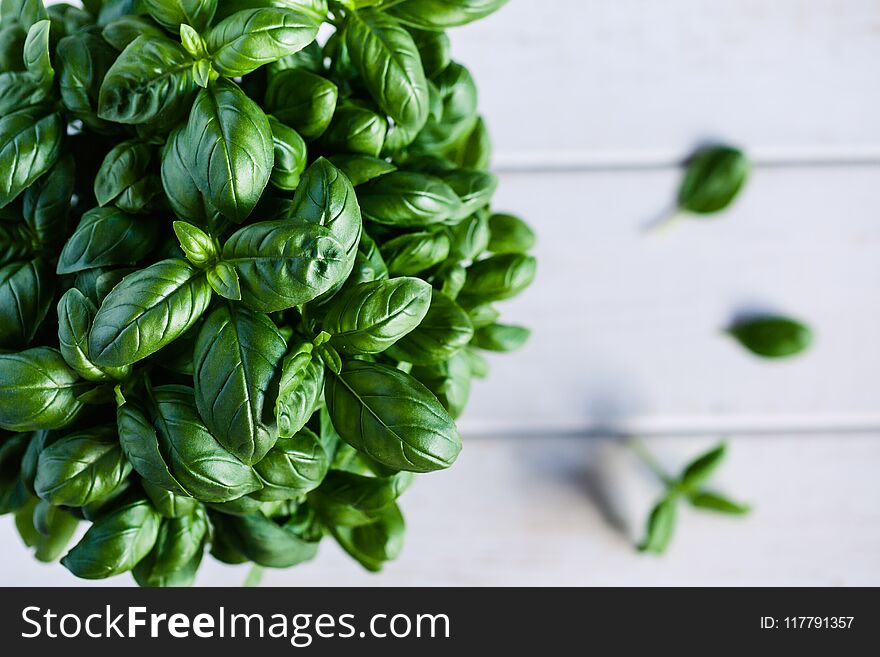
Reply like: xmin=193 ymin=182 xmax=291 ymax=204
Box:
xmin=448 ymin=210 xmax=489 ymax=260
xmin=102 ymin=16 xmax=167 ymax=51
xmin=0 ymin=223 xmax=35 ymax=266
xmin=0 ymin=105 xmax=62 ymax=208
xmin=206 ymin=260 xmax=241 ymax=300
xmin=728 ymin=315 xmax=813 ymax=359
xmin=206 ymin=7 xmax=320 ymax=77
xmin=89 ymin=258 xmax=213 ymax=367
xmin=209 ymin=510 xmax=318 ymax=567
xmin=678 ymin=443 xmax=726 ymax=493
xmin=173 ymin=221 xmax=218 ymax=268
xmin=638 ymin=495 xmax=678 ymax=554
xmin=94 ymin=140 xmax=153 ymax=207
xmin=0 ymin=259 xmax=54 ymax=349
xmin=678 ymin=145 xmax=749 ymax=214
xmin=23 ymin=18 xmax=52 ymax=85
xmin=22 ymin=154 xmax=75 ymax=247
xmin=30 ymin=500 xmax=80 ymax=563
xmin=471 ymin=323 xmax=529 ymax=352
xmin=487 ymin=212 xmax=535 ymax=254
xmin=141 ymin=483 xmax=198 ymax=522
xmin=57 ymin=289 xmax=132 ymax=382
xmin=448 ymin=115 xmax=491 ymax=170
xmin=132 ymin=507 xmax=208 ymax=587
xmin=264 ymin=68 xmax=338 ymax=139
xmin=34 ymin=426 xmax=132 ymax=507
xmin=57 ymin=32 xmax=118 ymax=134
xmin=320 ymin=102 xmax=387 ymax=158
xmin=184 ymin=78 xmax=274 ymax=222
xmin=345 ymin=8 xmax=428 ymax=133
xmin=687 ymin=491 xmax=751 ymax=515
xmin=409 ymin=27 xmax=450 ymax=79
xmin=327 ymin=154 xmax=396 ymax=187
xmin=152 ymin=384 xmax=263 ymax=502
xmin=193 ymin=304 xmax=287 ymax=465
xmin=98 ymin=35 xmax=198 ymax=125
xmin=267 ymin=115 xmax=307 ymax=191
xmin=252 ymin=426 xmax=330 ymax=500
xmin=310 ymin=469 xmax=411 ymax=526
xmin=381 ymin=230 xmax=450 ymax=276
xmin=411 ymin=62 xmax=477 ymax=154
xmin=61 ymin=494 xmax=161 ymax=579
xmin=330 ymin=502 xmax=404 ymax=572
xmin=275 ymin=341 xmax=324 ymax=438
xmin=325 ymin=359 xmax=461 ymax=473
xmin=358 ymin=171 xmax=461 ymax=227
xmin=0 ymin=433 xmax=30 ymax=514
xmin=439 ymin=169 xmax=497 ymax=222
xmin=459 ymin=253 xmax=536 ymax=303
xmin=320 ymin=277 xmax=432 ymax=355
xmin=160 ymin=124 xmax=224 ymax=230
xmin=388 ymin=0 xmax=507 ymax=30
xmin=56 ymin=208 xmax=160 ymax=275
xmin=222 ymin=220 xmax=351 ymax=312
xmin=267 ymin=37 xmax=324 ymax=75
xmin=1 ymin=0 xmax=49 ymax=31
xmin=117 ymin=398 xmax=189 ymax=496
xmin=410 ymin=350 xmax=471 ymax=418
xmin=141 ymin=0 xmax=218 ymax=33
xmin=386 ymin=289 xmax=473 ymax=365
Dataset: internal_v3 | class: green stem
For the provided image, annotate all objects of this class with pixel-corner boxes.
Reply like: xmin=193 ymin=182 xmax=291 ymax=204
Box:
xmin=628 ymin=438 xmax=674 ymax=486
xmin=243 ymin=564 xmax=264 ymax=588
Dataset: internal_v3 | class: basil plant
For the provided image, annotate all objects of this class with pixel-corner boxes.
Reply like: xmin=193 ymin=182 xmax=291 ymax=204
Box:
xmin=0 ymin=0 xmax=535 ymax=584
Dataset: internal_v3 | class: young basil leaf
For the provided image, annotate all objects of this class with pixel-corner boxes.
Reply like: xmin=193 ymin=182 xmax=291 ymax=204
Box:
xmin=61 ymin=494 xmax=161 ymax=579
xmin=141 ymin=479 xmax=199 ymax=519
xmin=193 ymin=304 xmax=287 ymax=465
xmin=386 ymin=289 xmax=473 ymax=365
xmin=687 ymin=491 xmax=751 ymax=515
xmin=210 ymin=510 xmax=319 ymax=568
xmin=98 ymin=35 xmax=198 ymax=126
xmin=264 ymin=68 xmax=338 ymax=140
xmin=388 ymin=0 xmax=508 ymax=30
xmin=471 ymin=323 xmax=530 ymax=352
xmin=206 ymin=7 xmax=320 ymax=77
xmin=728 ymin=315 xmax=813 ymax=359
xmin=267 ymin=116 xmax=307 ymax=191
xmin=275 ymin=341 xmax=324 ymax=438
xmin=381 ymin=230 xmax=451 ymax=276
xmin=132 ymin=507 xmax=208 ymax=587
xmin=330 ymin=502 xmax=404 ymax=572
xmin=141 ymin=0 xmax=218 ymax=33
xmin=22 ymin=154 xmax=75 ymax=247
xmin=206 ymin=261 xmax=241 ymax=300
xmin=56 ymin=208 xmax=160 ymax=275
xmin=638 ymin=495 xmax=678 ymax=554
xmin=221 ymin=220 xmax=351 ymax=312
xmin=89 ymin=259 xmax=213 ymax=368
xmin=151 ymin=385 xmax=263 ymax=502
xmin=184 ymin=78 xmax=274 ymax=222
xmin=459 ymin=253 xmax=536 ymax=303
xmin=173 ymin=221 xmax=218 ymax=268
xmin=320 ymin=102 xmax=388 ymax=157
xmin=358 ymin=171 xmax=462 ymax=227
xmin=94 ymin=140 xmax=153 ymax=207
xmin=252 ymin=427 xmax=330 ymax=501
xmin=102 ymin=16 xmax=167 ymax=51
xmin=34 ymin=426 xmax=132 ymax=507
xmin=678 ymin=443 xmax=727 ymax=493
xmin=310 ymin=469 xmax=411 ymax=527
xmin=0 ymin=259 xmax=55 ymax=349
xmin=57 ymin=32 xmax=118 ymax=134
xmin=678 ymin=145 xmax=750 ymax=215
xmin=57 ymin=289 xmax=132 ymax=382
xmin=327 ymin=154 xmax=396 ymax=187
xmin=410 ymin=350 xmax=471 ymax=419
xmin=0 ymin=105 xmax=62 ymax=208
xmin=449 ymin=210 xmax=490 ymax=260
xmin=320 ymin=277 xmax=432 ymax=355
xmin=346 ymin=9 xmax=429 ymax=132
xmin=324 ymin=360 xmax=462 ymax=473
xmin=487 ymin=212 xmax=535 ymax=254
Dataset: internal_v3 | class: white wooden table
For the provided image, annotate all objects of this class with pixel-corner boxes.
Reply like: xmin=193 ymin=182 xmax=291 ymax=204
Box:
xmin=3 ymin=0 xmax=879 ymax=586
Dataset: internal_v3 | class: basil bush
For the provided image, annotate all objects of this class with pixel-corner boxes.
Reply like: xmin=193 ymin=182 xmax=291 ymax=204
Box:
xmin=0 ymin=0 xmax=535 ymax=585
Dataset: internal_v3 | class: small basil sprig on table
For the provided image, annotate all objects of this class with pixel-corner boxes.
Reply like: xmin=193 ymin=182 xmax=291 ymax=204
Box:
xmin=727 ymin=315 xmax=813 ymax=359
xmin=0 ymin=0 xmax=534 ymax=585
xmin=631 ymin=441 xmax=750 ymax=554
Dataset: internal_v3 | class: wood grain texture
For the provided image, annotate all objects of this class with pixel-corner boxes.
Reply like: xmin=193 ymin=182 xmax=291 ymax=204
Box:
xmin=2 ymin=434 xmax=878 ymax=586
xmin=452 ymin=0 xmax=880 ymax=167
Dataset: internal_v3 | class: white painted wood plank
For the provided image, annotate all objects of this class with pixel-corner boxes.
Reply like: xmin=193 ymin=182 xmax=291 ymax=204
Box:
xmin=460 ymin=164 xmax=880 ymax=434
xmin=2 ymin=434 xmax=878 ymax=586
xmin=451 ymin=0 xmax=880 ymax=166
